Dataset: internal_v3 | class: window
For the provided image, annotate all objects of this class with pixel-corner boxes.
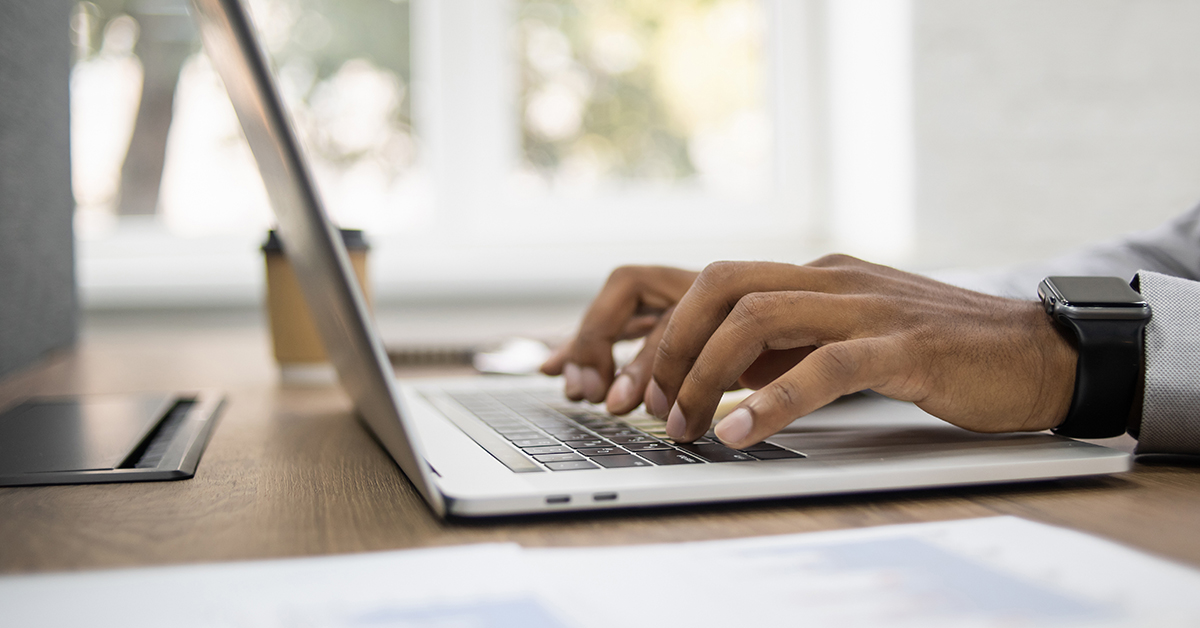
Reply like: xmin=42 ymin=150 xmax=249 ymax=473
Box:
xmin=73 ymin=0 xmax=908 ymax=307
xmin=411 ymin=0 xmax=813 ymax=239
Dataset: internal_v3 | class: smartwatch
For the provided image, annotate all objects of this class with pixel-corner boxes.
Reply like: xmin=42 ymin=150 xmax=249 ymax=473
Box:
xmin=1038 ymin=276 xmax=1150 ymax=438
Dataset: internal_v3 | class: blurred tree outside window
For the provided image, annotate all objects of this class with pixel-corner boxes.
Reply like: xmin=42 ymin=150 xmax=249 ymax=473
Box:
xmin=70 ymin=0 xmax=415 ymax=238
xmin=517 ymin=0 xmax=769 ymax=199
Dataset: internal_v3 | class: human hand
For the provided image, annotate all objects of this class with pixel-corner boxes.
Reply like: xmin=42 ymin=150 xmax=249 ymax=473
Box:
xmin=540 ymin=265 xmax=699 ymax=412
xmin=546 ymin=256 xmax=1078 ymax=450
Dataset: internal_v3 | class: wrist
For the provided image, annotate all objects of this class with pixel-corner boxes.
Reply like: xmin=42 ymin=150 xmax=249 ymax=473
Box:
xmin=1029 ymin=301 xmax=1078 ymax=431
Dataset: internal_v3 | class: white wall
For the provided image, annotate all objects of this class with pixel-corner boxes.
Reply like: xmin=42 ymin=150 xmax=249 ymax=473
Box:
xmin=911 ymin=0 xmax=1200 ymax=271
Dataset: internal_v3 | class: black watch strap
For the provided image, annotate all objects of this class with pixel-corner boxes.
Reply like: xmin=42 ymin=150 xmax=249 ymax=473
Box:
xmin=1052 ymin=318 xmax=1146 ymax=439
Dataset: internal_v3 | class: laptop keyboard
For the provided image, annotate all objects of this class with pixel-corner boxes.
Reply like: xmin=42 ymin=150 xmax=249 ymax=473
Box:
xmin=443 ymin=388 xmax=805 ymax=472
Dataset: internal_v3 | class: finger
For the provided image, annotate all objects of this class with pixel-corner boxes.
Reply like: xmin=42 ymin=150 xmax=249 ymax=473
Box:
xmin=539 ymin=342 xmax=571 ymax=376
xmin=650 ymin=261 xmax=847 ymax=417
xmin=566 ymin=267 xmax=696 ymax=403
xmin=737 ymin=347 xmax=817 ymax=390
xmin=541 ymin=342 xmax=592 ymax=401
xmin=667 ymin=291 xmax=858 ymax=441
xmin=617 ymin=314 xmax=660 ymax=340
xmin=540 ymin=313 xmax=660 ymax=384
xmin=714 ymin=338 xmax=898 ymax=448
xmin=606 ymin=307 xmax=674 ymax=415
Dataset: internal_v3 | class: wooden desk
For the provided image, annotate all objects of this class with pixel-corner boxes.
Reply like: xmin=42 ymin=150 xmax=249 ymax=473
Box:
xmin=2 ymin=309 xmax=1198 ymax=575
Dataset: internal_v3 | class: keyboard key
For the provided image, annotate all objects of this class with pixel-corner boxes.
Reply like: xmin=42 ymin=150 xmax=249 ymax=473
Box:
xmin=543 ymin=430 xmax=591 ymax=440
xmin=637 ymin=450 xmax=704 ymax=465
xmin=592 ymin=454 xmax=652 ymax=468
xmin=623 ymin=418 xmax=665 ymax=429
xmin=533 ymin=453 xmax=586 ymax=463
xmin=739 ymin=441 xmax=784 ymax=452
xmin=523 ymin=410 xmax=564 ymax=419
xmin=477 ymin=414 xmax=514 ymax=423
xmin=748 ymin=449 xmax=805 ymax=460
xmin=500 ymin=431 xmax=544 ymax=441
xmin=480 ymin=420 xmax=523 ymax=429
xmin=608 ymin=435 xmax=659 ymax=445
xmin=491 ymin=423 xmax=533 ymax=431
xmin=485 ymin=423 xmax=529 ymax=433
xmin=675 ymin=443 xmax=756 ymax=462
xmin=576 ymin=447 xmax=628 ymax=457
xmin=622 ymin=442 xmax=675 ymax=452
xmin=513 ymin=438 xmax=559 ymax=448
xmin=563 ymin=439 xmax=610 ymax=449
xmin=545 ymin=460 xmax=599 ymax=471
xmin=522 ymin=445 xmax=573 ymax=455
xmin=593 ymin=428 xmax=644 ymax=438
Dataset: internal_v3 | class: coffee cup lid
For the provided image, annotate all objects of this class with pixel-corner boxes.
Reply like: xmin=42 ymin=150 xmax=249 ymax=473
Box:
xmin=262 ymin=228 xmax=369 ymax=253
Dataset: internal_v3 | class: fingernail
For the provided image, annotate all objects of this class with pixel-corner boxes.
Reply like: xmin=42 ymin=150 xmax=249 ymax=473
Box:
xmin=606 ymin=373 xmax=636 ymax=410
xmin=646 ymin=379 xmax=669 ymax=419
xmin=564 ymin=363 xmax=583 ymax=399
xmin=715 ymin=407 xmax=753 ymax=446
xmin=581 ymin=366 xmax=605 ymax=403
xmin=666 ymin=403 xmax=686 ymax=440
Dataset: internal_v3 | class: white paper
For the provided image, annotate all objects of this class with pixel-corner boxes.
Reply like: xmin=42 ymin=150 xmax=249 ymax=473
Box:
xmin=0 ymin=543 xmax=562 ymax=628
xmin=3 ymin=517 xmax=1198 ymax=627
xmin=527 ymin=517 xmax=1200 ymax=628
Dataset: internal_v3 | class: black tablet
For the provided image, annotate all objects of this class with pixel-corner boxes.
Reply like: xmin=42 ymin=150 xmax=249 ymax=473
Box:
xmin=0 ymin=391 xmax=224 ymax=486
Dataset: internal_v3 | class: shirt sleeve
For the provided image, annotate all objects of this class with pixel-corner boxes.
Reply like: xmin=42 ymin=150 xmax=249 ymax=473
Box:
xmin=929 ymin=202 xmax=1200 ymax=299
xmin=1134 ymin=271 xmax=1200 ymax=455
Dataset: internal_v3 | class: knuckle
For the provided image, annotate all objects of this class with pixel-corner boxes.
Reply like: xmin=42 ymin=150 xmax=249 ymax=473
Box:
xmin=607 ymin=265 xmax=642 ymax=287
xmin=810 ymin=253 xmax=853 ymax=268
xmin=683 ymin=358 xmax=711 ymax=391
xmin=697 ymin=260 xmax=741 ymax=287
xmin=813 ymin=261 xmax=880 ymax=293
xmin=835 ymin=266 xmax=871 ymax=289
xmin=764 ymin=377 xmax=804 ymax=412
xmin=731 ymin=292 xmax=776 ymax=331
xmin=816 ymin=343 xmax=862 ymax=382
xmin=654 ymin=331 xmax=680 ymax=365
xmin=809 ymin=253 xmax=870 ymax=269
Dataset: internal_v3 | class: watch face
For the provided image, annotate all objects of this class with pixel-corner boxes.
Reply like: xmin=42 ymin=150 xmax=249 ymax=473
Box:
xmin=1046 ymin=276 xmax=1144 ymax=306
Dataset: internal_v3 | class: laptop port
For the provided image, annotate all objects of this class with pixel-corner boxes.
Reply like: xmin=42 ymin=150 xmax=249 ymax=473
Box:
xmin=545 ymin=495 xmax=570 ymax=505
xmin=592 ymin=492 xmax=618 ymax=502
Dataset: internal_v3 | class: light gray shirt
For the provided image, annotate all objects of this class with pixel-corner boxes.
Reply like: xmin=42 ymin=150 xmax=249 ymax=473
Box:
xmin=931 ymin=204 xmax=1200 ymax=454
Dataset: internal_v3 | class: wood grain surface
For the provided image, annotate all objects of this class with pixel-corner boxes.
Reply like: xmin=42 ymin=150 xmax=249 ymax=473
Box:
xmin=2 ymin=312 xmax=1198 ymax=575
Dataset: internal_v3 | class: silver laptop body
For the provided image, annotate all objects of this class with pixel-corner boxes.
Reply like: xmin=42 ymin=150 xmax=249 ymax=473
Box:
xmin=189 ymin=0 xmax=1130 ymax=518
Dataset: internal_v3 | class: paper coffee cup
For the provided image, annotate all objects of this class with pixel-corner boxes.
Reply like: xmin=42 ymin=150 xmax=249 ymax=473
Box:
xmin=262 ymin=229 xmax=370 ymax=381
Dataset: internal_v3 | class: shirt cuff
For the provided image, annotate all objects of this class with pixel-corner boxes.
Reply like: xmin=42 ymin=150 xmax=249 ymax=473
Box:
xmin=1135 ymin=270 xmax=1200 ymax=454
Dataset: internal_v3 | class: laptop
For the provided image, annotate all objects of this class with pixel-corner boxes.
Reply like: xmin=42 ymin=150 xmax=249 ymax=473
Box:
xmin=188 ymin=0 xmax=1130 ymax=517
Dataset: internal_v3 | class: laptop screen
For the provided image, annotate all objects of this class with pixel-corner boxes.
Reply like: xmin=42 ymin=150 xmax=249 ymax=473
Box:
xmin=187 ymin=0 xmax=444 ymax=514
